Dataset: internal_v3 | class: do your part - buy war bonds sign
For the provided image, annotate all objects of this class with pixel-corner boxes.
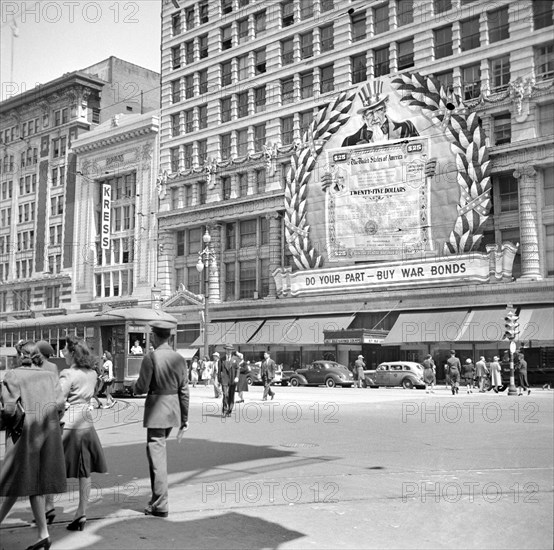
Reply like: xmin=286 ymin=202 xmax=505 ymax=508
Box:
xmin=276 ymin=74 xmax=510 ymax=297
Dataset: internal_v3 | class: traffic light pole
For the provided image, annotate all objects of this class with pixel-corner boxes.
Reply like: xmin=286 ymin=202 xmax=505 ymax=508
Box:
xmin=504 ymin=306 xmax=519 ymax=396
xmin=508 ymin=340 xmax=518 ymax=396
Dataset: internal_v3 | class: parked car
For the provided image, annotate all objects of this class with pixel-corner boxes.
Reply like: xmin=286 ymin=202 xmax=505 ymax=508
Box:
xmin=364 ymin=361 xmax=426 ymax=389
xmin=288 ymin=360 xmax=355 ymax=388
xmin=245 ymin=362 xmax=284 ymax=386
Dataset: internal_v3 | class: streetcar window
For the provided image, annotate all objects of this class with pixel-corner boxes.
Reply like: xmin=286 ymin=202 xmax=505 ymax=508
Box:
xmin=129 ymin=333 xmax=146 ymax=355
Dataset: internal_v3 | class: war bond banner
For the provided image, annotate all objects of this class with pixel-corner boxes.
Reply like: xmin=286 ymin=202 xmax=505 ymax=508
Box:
xmin=326 ymin=137 xmax=431 ymax=262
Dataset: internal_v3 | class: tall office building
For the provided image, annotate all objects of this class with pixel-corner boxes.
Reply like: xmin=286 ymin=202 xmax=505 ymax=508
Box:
xmin=159 ymin=0 xmax=553 ymax=373
xmin=0 ymin=58 xmax=159 ymax=318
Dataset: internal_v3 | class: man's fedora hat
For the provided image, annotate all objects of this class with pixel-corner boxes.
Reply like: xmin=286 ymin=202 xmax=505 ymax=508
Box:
xmin=213 ymin=351 xmax=220 ymax=357
xmin=356 ymin=80 xmax=389 ymax=114
xmin=223 ymin=343 xmax=235 ymax=351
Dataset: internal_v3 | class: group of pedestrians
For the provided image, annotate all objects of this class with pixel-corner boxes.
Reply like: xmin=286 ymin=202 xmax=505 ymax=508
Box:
xmin=0 ymin=336 xmax=107 ymax=550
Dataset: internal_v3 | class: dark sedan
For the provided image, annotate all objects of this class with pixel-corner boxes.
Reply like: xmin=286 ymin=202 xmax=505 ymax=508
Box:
xmin=287 ymin=360 xmax=355 ymax=388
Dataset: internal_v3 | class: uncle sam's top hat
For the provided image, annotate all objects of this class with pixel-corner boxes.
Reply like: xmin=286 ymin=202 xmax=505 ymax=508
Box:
xmin=356 ymin=80 xmax=389 ymax=114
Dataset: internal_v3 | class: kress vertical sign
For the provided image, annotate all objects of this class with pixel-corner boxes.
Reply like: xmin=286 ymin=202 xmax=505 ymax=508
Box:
xmin=101 ymin=183 xmax=112 ymax=249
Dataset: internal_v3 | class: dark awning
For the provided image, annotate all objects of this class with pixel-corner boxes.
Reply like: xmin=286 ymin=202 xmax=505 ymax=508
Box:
xmin=382 ymin=310 xmax=469 ymax=345
xmin=279 ymin=315 xmax=355 ymax=345
xmin=518 ymin=307 xmax=554 ymax=345
xmin=176 ymin=348 xmax=199 ymax=360
xmin=246 ymin=318 xmax=297 ymax=345
xmin=190 ymin=322 xmax=236 ymax=347
xmin=220 ymin=320 xmax=264 ymax=345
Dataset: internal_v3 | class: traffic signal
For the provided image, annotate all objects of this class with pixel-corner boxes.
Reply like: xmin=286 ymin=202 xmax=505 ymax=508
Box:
xmin=503 ymin=309 xmax=520 ymax=340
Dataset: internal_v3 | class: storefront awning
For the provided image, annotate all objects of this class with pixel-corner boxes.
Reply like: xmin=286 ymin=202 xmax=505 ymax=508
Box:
xmin=382 ymin=310 xmax=469 ymax=345
xmin=190 ymin=321 xmax=236 ymax=347
xmin=176 ymin=348 xmax=198 ymax=360
xmin=246 ymin=318 xmax=297 ymax=345
xmin=456 ymin=308 xmax=509 ymax=342
xmin=279 ymin=315 xmax=355 ymax=345
xmin=518 ymin=306 xmax=554 ymax=345
xmin=220 ymin=320 xmax=264 ymax=345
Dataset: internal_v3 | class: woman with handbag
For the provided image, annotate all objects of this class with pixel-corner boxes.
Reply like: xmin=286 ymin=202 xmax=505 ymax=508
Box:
xmin=59 ymin=335 xmax=108 ymax=532
xmin=101 ymin=351 xmax=116 ymax=408
xmin=0 ymin=340 xmax=66 ymax=550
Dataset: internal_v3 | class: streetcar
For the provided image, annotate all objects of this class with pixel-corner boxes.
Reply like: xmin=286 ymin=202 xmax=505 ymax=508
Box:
xmin=0 ymin=308 xmax=178 ymax=395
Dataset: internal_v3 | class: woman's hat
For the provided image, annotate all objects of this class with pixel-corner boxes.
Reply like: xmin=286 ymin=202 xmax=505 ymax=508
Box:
xmin=36 ymin=340 xmax=55 ymax=357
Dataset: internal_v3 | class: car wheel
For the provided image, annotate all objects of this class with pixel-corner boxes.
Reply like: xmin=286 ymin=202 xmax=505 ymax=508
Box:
xmin=402 ymin=378 xmax=414 ymax=389
xmin=290 ymin=378 xmax=299 ymax=387
xmin=246 ymin=376 xmax=252 ymax=386
xmin=325 ymin=378 xmax=336 ymax=388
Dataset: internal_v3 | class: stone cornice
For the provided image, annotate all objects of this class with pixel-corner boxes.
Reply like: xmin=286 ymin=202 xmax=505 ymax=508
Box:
xmin=490 ymin=137 xmax=554 ymax=169
xmin=158 ymin=192 xmax=284 ymax=230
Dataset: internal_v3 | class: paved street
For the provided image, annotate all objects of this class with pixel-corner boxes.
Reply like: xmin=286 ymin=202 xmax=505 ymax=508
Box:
xmin=1 ymin=385 xmax=553 ymax=549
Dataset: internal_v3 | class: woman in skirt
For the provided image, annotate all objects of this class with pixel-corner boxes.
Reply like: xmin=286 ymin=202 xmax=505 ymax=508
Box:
xmin=0 ymin=341 xmax=66 ymax=550
xmin=422 ymin=354 xmax=436 ymax=393
xmin=59 ymin=335 xmax=107 ymax=531
xmin=236 ymin=355 xmax=250 ymax=403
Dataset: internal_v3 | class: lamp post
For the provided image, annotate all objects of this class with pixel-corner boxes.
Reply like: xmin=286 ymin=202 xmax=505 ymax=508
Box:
xmin=196 ymin=228 xmax=214 ymax=360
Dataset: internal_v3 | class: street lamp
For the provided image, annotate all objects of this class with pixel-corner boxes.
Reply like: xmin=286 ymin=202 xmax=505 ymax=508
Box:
xmin=196 ymin=228 xmax=214 ymax=360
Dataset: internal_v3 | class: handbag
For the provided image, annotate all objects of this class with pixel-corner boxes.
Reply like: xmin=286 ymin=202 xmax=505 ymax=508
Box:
xmin=1 ymin=398 xmax=25 ymax=443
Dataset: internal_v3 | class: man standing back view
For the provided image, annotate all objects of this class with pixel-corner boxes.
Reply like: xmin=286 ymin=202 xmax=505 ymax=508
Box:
xmin=219 ymin=344 xmax=239 ymax=417
xmin=475 ymin=356 xmax=489 ymax=393
xmin=354 ymin=355 xmax=366 ymax=388
xmin=134 ymin=320 xmax=189 ymax=518
xmin=261 ymin=351 xmax=276 ymax=401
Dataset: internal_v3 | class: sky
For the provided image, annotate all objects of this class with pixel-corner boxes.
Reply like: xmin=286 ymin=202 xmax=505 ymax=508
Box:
xmin=1 ymin=0 xmax=162 ymax=101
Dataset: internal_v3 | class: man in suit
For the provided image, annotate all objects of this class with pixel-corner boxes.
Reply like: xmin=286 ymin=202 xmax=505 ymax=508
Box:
xmin=211 ymin=351 xmax=222 ymax=398
xmin=218 ymin=344 xmax=240 ymax=417
xmin=134 ymin=320 xmax=189 ymax=518
xmin=261 ymin=351 xmax=276 ymax=401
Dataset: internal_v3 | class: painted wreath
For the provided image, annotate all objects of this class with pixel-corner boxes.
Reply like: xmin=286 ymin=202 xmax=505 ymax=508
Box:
xmin=284 ymin=73 xmax=492 ymax=270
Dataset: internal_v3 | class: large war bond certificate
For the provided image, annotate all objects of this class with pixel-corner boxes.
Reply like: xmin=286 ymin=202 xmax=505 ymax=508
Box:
xmin=325 ymin=138 xmax=432 ymax=262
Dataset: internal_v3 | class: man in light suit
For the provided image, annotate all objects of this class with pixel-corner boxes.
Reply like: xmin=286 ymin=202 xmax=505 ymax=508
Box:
xmin=261 ymin=351 xmax=277 ymax=401
xmin=134 ymin=320 xmax=189 ymax=518
xmin=218 ymin=344 xmax=239 ymax=417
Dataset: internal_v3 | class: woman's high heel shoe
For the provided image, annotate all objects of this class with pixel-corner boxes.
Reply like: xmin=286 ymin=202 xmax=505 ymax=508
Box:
xmin=32 ymin=508 xmax=55 ymax=525
xmin=26 ymin=537 xmax=51 ymax=550
xmin=66 ymin=515 xmax=86 ymax=531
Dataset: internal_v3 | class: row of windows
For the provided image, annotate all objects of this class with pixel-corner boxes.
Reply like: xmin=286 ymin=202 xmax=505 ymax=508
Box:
xmin=97 ymin=173 xmax=137 ymax=201
xmin=16 ymin=230 xmax=34 ymax=251
xmin=95 ymin=269 xmax=134 ymax=298
xmin=19 ymin=174 xmax=37 ymax=196
xmin=96 ymin=238 xmax=135 ymax=267
xmin=18 ymin=203 xmax=35 ymax=224
xmin=170 ymin=180 xmax=208 ymax=209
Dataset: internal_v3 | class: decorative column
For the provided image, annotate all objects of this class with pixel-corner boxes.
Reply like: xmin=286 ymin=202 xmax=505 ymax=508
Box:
xmin=207 ymin=224 xmax=221 ymax=303
xmin=513 ymin=166 xmax=542 ymax=280
xmin=156 ymin=229 xmax=174 ymax=298
xmin=266 ymin=213 xmax=281 ymax=299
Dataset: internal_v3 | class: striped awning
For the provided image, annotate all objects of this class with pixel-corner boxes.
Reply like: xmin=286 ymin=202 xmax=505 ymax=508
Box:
xmin=278 ymin=315 xmax=355 ymax=345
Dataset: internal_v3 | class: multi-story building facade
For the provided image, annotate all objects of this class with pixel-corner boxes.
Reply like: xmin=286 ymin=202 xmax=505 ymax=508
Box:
xmin=0 ymin=57 xmax=160 ymax=318
xmin=161 ymin=0 xmax=553 ymax=374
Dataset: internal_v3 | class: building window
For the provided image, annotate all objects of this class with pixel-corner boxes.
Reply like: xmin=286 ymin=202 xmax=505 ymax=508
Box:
xmin=397 ymin=0 xmax=413 ymax=26
xmin=240 ymin=219 xmax=257 ymax=248
xmin=543 ymin=166 xmax=554 ymax=206
xmin=493 ymin=113 xmax=511 ymax=145
xmin=171 ymin=113 xmax=180 ymax=137
xmin=184 ymin=109 xmax=193 ymax=133
xmin=281 ymin=116 xmax=294 ymax=145
xmin=222 ymin=176 xmax=232 ymax=200
xmin=239 ymin=260 xmax=256 ymax=299
xmin=320 ymin=64 xmax=334 ymax=93
xmin=488 ymin=7 xmax=509 ymax=43
xmin=374 ymin=47 xmax=390 ymax=77
xmin=461 ymin=17 xmax=480 ymax=51
xmin=321 ymin=0 xmax=334 ymax=11
xmin=435 ymin=70 xmax=453 ymax=92
xmin=172 ymin=13 xmax=181 ymax=36
xmin=351 ymin=53 xmax=367 ymax=84
xmin=299 ymin=110 xmax=312 ymax=137
xmin=538 ymin=102 xmax=554 ymax=136
xmin=255 ymin=48 xmax=266 ymax=74
xmin=320 ymin=24 xmax=334 ymax=52
xmin=300 ymin=31 xmax=313 ymax=59
xmin=220 ymin=133 xmax=232 ymax=160
xmin=282 ymin=0 xmax=294 ymax=27
xmin=185 ymin=6 xmax=195 ymax=30
xmin=187 ymin=267 xmax=200 ymax=295
xmin=226 ymin=222 xmax=236 ymax=249
xmin=254 ymin=10 xmax=266 ymax=36
xmin=462 ymin=64 xmax=481 ymax=100
xmin=397 ymin=38 xmax=414 ymax=70
xmin=434 ymin=0 xmax=452 ymax=14
xmin=533 ymin=0 xmax=553 ymax=30
xmin=255 ymin=86 xmax=266 ymax=112
xmin=281 ymin=77 xmax=294 ymax=104
xmin=490 ymin=55 xmax=510 ymax=92
xmin=170 ymin=147 xmax=180 ymax=172
xmin=221 ymin=25 xmax=232 ymax=50
xmin=434 ymin=26 xmax=453 ymax=59
xmin=184 ymin=75 xmax=194 ymax=99
xmin=300 ymin=72 xmax=314 ymax=99
xmin=351 ymin=11 xmax=366 ymax=42
xmin=198 ymin=139 xmax=208 ymax=164
xmin=199 ymin=34 xmax=208 ymax=59
xmin=256 ymin=169 xmax=266 ymax=193
xmin=171 ymin=46 xmax=181 ymax=70
xmin=45 ymin=285 xmax=59 ymax=308
xmin=225 ymin=262 xmax=235 ymax=301
xmin=198 ymin=104 xmax=208 ymax=129
xmin=238 ymin=173 xmax=249 ymax=197
xmin=171 ymin=79 xmax=181 ymax=103
xmin=198 ymin=70 xmax=208 ymax=94
xmin=237 ymin=129 xmax=248 ymax=157
xmin=237 ymin=92 xmax=248 ymax=118
xmin=374 ymin=4 xmax=389 ymax=34
xmin=188 ymin=228 xmax=202 ymax=255
xmin=199 ymin=0 xmax=208 ymax=24
xmin=221 ymin=61 xmax=232 ymax=87
xmin=237 ymin=54 xmax=249 ymax=81
xmin=535 ymin=43 xmax=554 ymax=80
xmin=281 ymin=38 xmax=294 ymax=65
xmin=184 ymin=143 xmax=193 ymax=170
xmin=221 ymin=0 xmax=233 ymax=15
xmin=198 ymin=181 xmax=207 ymax=204
xmin=300 ymin=0 xmax=313 ymax=20
xmin=497 ymin=173 xmax=518 ymax=212
xmin=238 ymin=18 xmax=249 ymax=43
xmin=220 ymin=97 xmax=232 ymax=123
